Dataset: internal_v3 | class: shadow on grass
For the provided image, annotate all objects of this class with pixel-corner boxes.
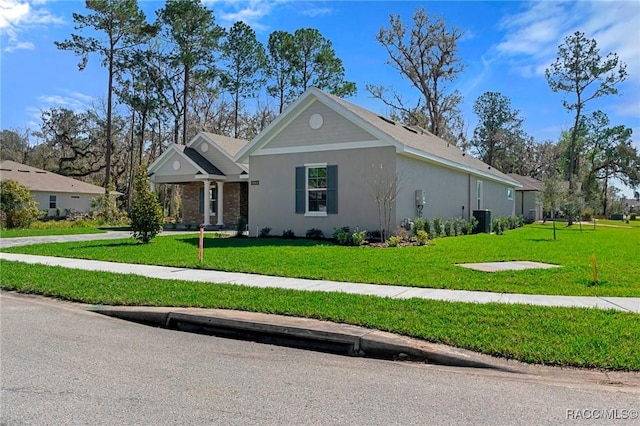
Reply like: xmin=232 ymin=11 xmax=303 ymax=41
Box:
xmin=177 ymin=235 xmax=333 ymax=249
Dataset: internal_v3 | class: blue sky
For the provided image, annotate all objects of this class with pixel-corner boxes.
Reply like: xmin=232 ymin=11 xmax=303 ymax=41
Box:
xmin=1 ymin=1 xmax=639 ymax=195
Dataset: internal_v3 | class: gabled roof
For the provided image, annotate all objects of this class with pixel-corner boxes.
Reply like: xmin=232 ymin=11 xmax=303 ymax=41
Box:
xmin=175 ymin=145 xmax=224 ymax=176
xmin=236 ymin=87 xmax=520 ymax=187
xmin=0 ymin=160 xmax=106 ymax=195
xmin=508 ymin=174 xmax=543 ymax=191
xmin=197 ymin=132 xmax=250 ymax=158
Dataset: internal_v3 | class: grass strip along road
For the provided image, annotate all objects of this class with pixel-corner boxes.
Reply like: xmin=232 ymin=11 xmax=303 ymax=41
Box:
xmin=2 ymin=260 xmax=639 ymax=371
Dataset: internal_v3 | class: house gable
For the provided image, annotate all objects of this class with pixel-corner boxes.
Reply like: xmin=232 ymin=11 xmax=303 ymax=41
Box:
xmin=187 ymin=133 xmax=249 ymax=177
xmin=149 ymin=145 xmax=218 ymax=184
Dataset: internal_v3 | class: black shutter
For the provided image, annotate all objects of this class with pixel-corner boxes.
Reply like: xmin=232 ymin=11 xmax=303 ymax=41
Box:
xmin=295 ymin=166 xmax=305 ymax=214
xmin=327 ymin=165 xmax=338 ymax=214
xmin=199 ymin=187 xmax=204 ymax=214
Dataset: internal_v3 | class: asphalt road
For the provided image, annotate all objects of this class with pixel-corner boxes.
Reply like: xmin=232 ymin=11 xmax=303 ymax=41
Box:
xmin=2 ymin=293 xmax=638 ymax=425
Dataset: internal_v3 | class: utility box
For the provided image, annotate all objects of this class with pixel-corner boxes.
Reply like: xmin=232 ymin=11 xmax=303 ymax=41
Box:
xmin=415 ymin=190 xmax=425 ymax=206
xmin=473 ymin=209 xmax=492 ymax=233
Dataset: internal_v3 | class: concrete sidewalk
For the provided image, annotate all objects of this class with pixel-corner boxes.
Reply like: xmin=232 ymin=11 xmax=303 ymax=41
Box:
xmin=1 ymin=251 xmax=638 ymax=313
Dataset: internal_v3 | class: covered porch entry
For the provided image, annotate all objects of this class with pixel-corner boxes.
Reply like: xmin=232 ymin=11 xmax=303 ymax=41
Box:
xmin=148 ymin=133 xmax=250 ymax=229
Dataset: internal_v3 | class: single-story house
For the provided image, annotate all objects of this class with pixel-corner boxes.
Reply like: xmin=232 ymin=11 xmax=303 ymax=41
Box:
xmin=236 ymin=88 xmax=520 ymax=236
xmin=508 ymin=173 xmax=543 ymax=221
xmin=0 ymin=160 xmax=107 ymax=216
xmin=149 ymin=88 xmax=521 ymax=236
xmin=147 ymin=133 xmax=249 ymax=227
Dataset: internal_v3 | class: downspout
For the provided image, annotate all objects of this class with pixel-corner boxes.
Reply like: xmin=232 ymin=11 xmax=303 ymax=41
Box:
xmin=467 ymin=174 xmax=471 ymax=219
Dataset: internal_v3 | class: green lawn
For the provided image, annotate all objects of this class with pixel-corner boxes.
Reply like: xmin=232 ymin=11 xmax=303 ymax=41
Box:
xmin=4 ymin=224 xmax=639 ymax=297
xmin=0 ymin=227 xmax=106 ymax=238
xmin=2 ymin=260 xmax=639 ymax=371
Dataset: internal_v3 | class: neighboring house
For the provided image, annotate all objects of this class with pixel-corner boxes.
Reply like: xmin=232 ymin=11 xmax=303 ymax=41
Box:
xmin=147 ymin=132 xmax=249 ymax=227
xmin=624 ymin=198 xmax=639 ymax=214
xmin=234 ymin=88 xmax=520 ymax=237
xmin=508 ymin=173 xmax=543 ymax=221
xmin=0 ymin=160 xmax=106 ymax=216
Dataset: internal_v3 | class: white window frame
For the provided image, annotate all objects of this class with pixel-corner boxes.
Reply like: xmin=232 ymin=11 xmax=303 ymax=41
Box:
xmin=507 ymin=188 xmax=514 ymax=200
xmin=209 ymin=185 xmax=217 ymax=216
xmin=305 ymin=163 xmax=328 ymax=217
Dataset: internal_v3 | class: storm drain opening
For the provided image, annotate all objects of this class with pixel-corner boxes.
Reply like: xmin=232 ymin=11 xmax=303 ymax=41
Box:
xmin=166 ymin=317 xmax=360 ymax=356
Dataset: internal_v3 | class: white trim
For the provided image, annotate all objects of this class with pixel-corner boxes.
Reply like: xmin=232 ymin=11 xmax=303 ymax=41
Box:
xmin=203 ymin=180 xmax=211 ymax=226
xmin=216 ymin=181 xmax=224 ymax=226
xmin=305 ymin=164 xmax=328 ymax=215
xmin=148 ymin=144 xmax=210 ymax=177
xmin=476 ymin=180 xmax=483 ymax=210
xmin=194 ymin=174 xmax=227 ymax=181
xmin=252 ymin=140 xmax=389 ymax=156
xmin=304 ymin=212 xmax=327 ymax=217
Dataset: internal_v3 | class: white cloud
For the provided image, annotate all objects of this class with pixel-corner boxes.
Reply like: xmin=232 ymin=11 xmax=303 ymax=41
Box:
xmin=4 ymin=39 xmax=32 ymax=51
xmin=496 ymin=1 xmax=640 ymax=75
xmin=207 ymin=0 xmax=280 ymax=31
xmin=37 ymin=90 xmax=94 ymax=113
xmin=300 ymin=7 xmax=332 ymax=18
xmin=0 ymin=0 xmax=64 ymax=52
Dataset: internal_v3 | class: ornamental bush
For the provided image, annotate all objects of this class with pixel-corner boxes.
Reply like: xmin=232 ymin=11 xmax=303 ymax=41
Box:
xmin=130 ymin=167 xmax=164 ymax=243
xmin=0 ymin=179 xmax=41 ymax=229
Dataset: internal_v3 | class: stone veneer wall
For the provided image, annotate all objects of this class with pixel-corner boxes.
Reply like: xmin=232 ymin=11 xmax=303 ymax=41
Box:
xmin=182 ymin=181 xmax=247 ymax=228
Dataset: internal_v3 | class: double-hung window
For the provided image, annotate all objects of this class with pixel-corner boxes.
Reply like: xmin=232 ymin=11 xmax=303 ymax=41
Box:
xmin=296 ymin=164 xmax=337 ymax=215
xmin=49 ymin=195 xmax=57 ymax=209
xmin=307 ymin=166 xmax=327 ymax=213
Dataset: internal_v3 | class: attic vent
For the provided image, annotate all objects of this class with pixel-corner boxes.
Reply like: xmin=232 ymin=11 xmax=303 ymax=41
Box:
xmin=378 ymin=115 xmax=396 ymax=125
xmin=403 ymin=125 xmax=418 ymax=134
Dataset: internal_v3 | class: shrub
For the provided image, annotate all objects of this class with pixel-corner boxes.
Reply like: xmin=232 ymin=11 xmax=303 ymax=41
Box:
xmin=333 ymin=227 xmax=351 ymax=245
xmin=423 ymin=219 xmax=432 ymax=237
xmin=492 ymin=217 xmax=505 ymax=235
xmin=462 ymin=217 xmax=477 ymax=235
xmin=431 ymin=217 xmax=443 ymax=238
xmin=259 ymin=227 xmax=272 ymax=237
xmin=631 ymin=213 xmax=637 ymax=221
xmin=413 ymin=229 xmax=428 ymax=245
xmin=235 ymin=216 xmax=247 ymax=237
xmin=444 ymin=219 xmax=454 ymax=237
xmin=90 ymin=184 xmax=127 ymax=225
xmin=306 ymin=228 xmax=324 ymax=239
xmin=351 ymin=230 xmax=367 ymax=246
xmin=282 ymin=229 xmax=295 ymax=239
xmin=0 ymin=179 xmax=41 ymax=229
xmin=387 ymin=235 xmax=403 ymax=247
xmin=130 ymin=167 xmax=164 ymax=244
xmin=412 ymin=217 xmax=425 ymax=237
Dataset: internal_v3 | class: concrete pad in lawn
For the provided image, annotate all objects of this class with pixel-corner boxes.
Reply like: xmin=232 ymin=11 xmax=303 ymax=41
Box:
xmin=457 ymin=261 xmax=560 ymax=272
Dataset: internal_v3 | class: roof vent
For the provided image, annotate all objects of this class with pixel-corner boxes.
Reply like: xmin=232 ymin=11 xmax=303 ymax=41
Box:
xmin=18 ymin=169 xmax=29 ymax=172
xmin=378 ymin=115 xmax=396 ymax=125
xmin=403 ymin=125 xmax=417 ymax=134
xmin=36 ymin=171 xmax=47 ymax=174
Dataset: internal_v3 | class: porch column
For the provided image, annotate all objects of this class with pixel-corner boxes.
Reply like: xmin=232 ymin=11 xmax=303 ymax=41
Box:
xmin=203 ymin=180 xmax=211 ymax=226
xmin=216 ymin=181 xmax=224 ymax=226
xmin=150 ymin=181 xmax=156 ymax=192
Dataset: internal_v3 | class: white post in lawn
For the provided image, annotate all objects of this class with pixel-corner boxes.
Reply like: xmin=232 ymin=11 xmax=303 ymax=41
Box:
xmin=216 ymin=181 xmax=224 ymax=226
xmin=203 ymin=180 xmax=211 ymax=226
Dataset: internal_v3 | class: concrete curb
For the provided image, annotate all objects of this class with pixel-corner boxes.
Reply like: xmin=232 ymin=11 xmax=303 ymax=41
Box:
xmin=89 ymin=305 xmax=517 ymax=371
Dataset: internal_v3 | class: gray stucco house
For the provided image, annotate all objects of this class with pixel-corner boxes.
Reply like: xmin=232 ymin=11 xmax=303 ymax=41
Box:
xmin=0 ymin=160 xmax=106 ymax=216
xmin=508 ymin=173 xmax=543 ymax=222
xmin=149 ymin=88 xmax=520 ymax=235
